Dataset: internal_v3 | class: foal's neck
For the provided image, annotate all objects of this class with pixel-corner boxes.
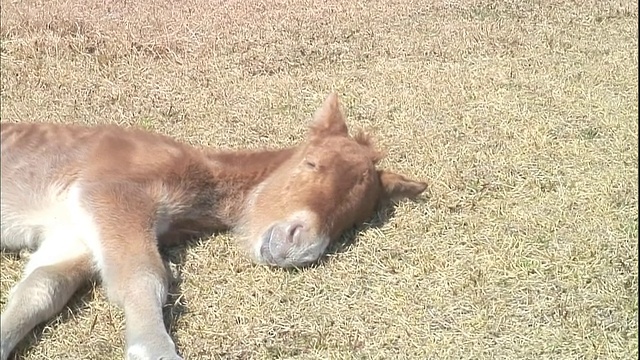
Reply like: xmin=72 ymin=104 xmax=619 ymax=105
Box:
xmin=192 ymin=146 xmax=298 ymax=227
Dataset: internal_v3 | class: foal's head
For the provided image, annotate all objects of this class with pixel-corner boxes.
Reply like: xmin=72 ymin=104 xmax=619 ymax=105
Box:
xmin=240 ymin=93 xmax=427 ymax=268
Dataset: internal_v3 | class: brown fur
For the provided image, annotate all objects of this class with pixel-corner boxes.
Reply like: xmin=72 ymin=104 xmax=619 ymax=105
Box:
xmin=0 ymin=93 xmax=427 ymax=359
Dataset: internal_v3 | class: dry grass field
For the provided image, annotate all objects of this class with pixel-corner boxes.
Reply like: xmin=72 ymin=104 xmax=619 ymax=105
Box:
xmin=1 ymin=0 xmax=638 ymax=359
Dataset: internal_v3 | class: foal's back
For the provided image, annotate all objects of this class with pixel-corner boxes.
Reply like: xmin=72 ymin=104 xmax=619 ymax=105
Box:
xmin=0 ymin=122 xmax=189 ymax=252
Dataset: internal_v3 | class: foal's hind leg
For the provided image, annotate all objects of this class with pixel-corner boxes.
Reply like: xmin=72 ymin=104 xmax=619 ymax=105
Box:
xmin=0 ymin=238 xmax=93 ymax=360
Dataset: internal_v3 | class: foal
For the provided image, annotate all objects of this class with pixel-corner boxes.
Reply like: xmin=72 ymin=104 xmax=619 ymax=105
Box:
xmin=0 ymin=93 xmax=427 ymax=360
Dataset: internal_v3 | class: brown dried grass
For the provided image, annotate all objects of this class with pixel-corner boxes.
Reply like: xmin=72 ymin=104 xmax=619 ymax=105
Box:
xmin=1 ymin=0 xmax=637 ymax=359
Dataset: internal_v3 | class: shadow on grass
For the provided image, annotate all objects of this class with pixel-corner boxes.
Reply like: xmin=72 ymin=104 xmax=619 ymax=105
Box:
xmin=158 ymin=198 xmax=421 ymax=354
xmin=287 ymin=198 xmax=428 ymax=272
xmin=159 ymin=244 xmax=191 ymax=356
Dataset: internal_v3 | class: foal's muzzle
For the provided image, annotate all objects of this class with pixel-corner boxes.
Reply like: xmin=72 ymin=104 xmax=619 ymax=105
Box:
xmin=259 ymin=221 xmax=328 ymax=268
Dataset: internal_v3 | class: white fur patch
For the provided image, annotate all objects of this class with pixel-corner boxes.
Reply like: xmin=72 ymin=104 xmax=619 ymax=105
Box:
xmin=126 ymin=336 xmax=181 ymax=360
xmin=23 ymin=228 xmax=90 ymax=278
xmin=2 ymin=182 xmax=101 ymax=276
xmin=126 ymin=344 xmax=150 ymax=360
xmin=4 ymin=182 xmax=97 ymax=277
xmin=65 ymin=184 xmax=105 ymax=270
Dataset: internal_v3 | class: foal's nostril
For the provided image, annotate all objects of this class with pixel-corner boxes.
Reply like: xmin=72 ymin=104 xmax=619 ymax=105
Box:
xmin=285 ymin=223 xmax=303 ymax=243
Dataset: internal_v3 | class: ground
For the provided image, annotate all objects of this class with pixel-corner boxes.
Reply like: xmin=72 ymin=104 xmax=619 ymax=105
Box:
xmin=0 ymin=0 xmax=637 ymax=359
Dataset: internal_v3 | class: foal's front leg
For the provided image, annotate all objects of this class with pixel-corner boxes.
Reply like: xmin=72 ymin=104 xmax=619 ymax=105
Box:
xmin=82 ymin=184 xmax=182 ymax=360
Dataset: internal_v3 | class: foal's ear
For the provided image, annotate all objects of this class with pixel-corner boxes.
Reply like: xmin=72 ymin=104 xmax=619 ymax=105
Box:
xmin=378 ymin=170 xmax=428 ymax=203
xmin=309 ymin=93 xmax=349 ymax=137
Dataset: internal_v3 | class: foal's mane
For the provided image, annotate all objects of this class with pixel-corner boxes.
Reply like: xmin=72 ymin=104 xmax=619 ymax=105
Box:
xmin=352 ymin=129 xmax=385 ymax=165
